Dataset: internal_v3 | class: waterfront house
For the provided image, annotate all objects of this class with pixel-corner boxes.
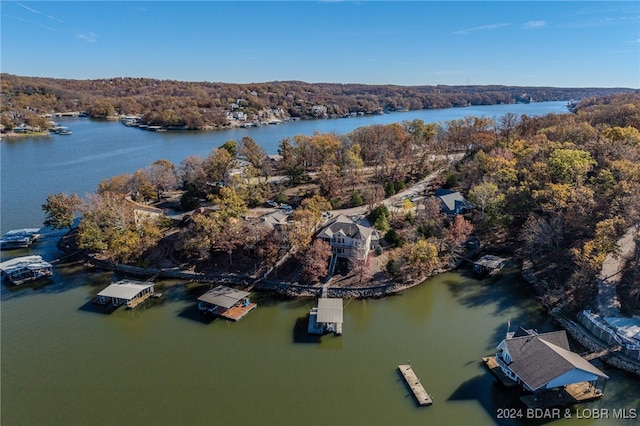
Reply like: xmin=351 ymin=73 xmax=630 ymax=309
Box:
xmin=308 ymin=297 xmax=343 ymax=335
xmin=435 ymin=189 xmax=472 ymax=215
xmin=197 ymin=285 xmax=256 ymax=321
xmin=0 ymin=255 xmax=53 ymax=285
xmin=317 ymin=215 xmax=378 ymax=260
xmin=95 ymin=280 xmax=155 ymax=309
xmin=492 ymin=327 xmax=608 ymax=394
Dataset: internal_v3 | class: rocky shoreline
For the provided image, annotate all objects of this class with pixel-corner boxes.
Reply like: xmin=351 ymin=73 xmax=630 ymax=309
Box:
xmin=57 ymin=230 xmax=445 ymax=299
xmin=59 ymin=230 xmax=640 ymax=376
xmin=521 ymin=259 xmax=640 ymax=377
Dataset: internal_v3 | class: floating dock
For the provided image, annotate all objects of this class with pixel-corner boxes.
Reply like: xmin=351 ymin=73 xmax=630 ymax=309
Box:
xmin=520 ymin=382 xmax=604 ymax=408
xmin=398 ymin=364 xmax=432 ymax=406
xmin=482 ymin=356 xmax=519 ymax=388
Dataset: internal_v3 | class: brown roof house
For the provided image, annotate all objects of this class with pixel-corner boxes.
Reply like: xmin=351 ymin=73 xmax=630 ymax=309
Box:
xmin=494 ymin=327 xmax=608 ymax=393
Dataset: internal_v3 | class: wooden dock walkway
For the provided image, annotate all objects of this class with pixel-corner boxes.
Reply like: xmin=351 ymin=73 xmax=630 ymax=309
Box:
xmin=398 ymin=364 xmax=432 ymax=406
xmin=520 ymin=382 xmax=603 ymax=408
xmin=126 ymin=291 xmax=153 ymax=309
xmin=482 ymin=356 xmax=520 ymax=388
xmin=582 ymin=345 xmax=622 ymax=361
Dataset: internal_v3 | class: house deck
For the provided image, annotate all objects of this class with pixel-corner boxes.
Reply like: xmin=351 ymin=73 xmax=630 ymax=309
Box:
xmin=398 ymin=364 xmax=432 ymax=406
xmin=481 ymin=356 xmax=519 ymax=388
xmin=520 ymin=382 xmax=603 ymax=408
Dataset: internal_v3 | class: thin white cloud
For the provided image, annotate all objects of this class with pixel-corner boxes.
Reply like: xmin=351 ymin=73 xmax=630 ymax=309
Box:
xmin=523 ymin=20 xmax=546 ymax=29
xmin=453 ymin=23 xmax=510 ymax=35
xmin=47 ymin=14 xmax=64 ymax=24
xmin=15 ymin=2 xmax=63 ymax=25
xmin=16 ymin=2 xmax=42 ymax=14
xmin=562 ymin=15 xmax=639 ymax=29
xmin=4 ymin=14 xmax=56 ymax=31
xmin=77 ymin=32 xmax=98 ymax=43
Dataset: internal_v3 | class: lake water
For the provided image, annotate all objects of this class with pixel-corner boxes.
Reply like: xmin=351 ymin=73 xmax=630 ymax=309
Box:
xmin=2 ymin=102 xmax=639 ymax=425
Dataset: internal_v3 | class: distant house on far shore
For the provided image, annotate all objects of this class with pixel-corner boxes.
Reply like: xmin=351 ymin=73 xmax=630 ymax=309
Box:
xmin=435 ymin=188 xmax=472 ymax=215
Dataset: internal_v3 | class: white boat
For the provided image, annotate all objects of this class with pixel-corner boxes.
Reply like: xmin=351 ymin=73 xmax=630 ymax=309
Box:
xmin=0 ymin=255 xmax=53 ymax=285
xmin=0 ymin=228 xmax=41 ymax=250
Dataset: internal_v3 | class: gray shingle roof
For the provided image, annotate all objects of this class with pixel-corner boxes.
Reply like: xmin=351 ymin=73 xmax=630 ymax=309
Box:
xmin=317 ymin=215 xmax=374 ymax=241
xmin=504 ymin=330 xmax=608 ymax=391
xmin=435 ymin=188 xmax=472 ymax=214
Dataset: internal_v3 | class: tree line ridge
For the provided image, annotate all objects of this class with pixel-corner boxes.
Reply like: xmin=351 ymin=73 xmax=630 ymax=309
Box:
xmin=1 ymin=73 xmax=636 ymax=130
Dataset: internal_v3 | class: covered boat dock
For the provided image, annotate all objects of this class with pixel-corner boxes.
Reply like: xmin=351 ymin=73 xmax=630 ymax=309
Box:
xmin=95 ymin=280 xmax=155 ymax=309
xmin=473 ymin=255 xmax=507 ymax=275
xmin=197 ymin=285 xmax=256 ymax=321
xmin=308 ymin=297 xmax=343 ymax=335
xmin=0 ymin=255 xmax=52 ymax=285
xmin=0 ymin=228 xmax=41 ymax=250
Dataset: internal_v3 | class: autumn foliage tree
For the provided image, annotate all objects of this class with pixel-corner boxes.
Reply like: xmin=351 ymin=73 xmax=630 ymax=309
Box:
xmin=299 ymin=239 xmax=332 ymax=284
xmin=77 ymin=192 xmax=162 ymax=263
xmin=41 ymin=192 xmax=83 ymax=229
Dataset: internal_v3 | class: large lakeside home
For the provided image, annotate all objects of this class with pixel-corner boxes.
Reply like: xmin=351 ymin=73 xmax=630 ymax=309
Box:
xmin=317 ymin=214 xmax=379 ymax=261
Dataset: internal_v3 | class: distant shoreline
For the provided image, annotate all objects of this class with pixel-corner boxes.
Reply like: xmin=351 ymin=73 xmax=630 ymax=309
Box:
xmin=0 ymin=131 xmax=50 ymax=139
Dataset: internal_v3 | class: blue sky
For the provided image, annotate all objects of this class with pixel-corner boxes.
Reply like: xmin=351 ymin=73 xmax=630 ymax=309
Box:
xmin=1 ymin=1 xmax=638 ymax=88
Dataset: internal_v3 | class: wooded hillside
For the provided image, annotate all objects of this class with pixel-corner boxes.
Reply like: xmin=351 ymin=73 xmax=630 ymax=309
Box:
xmin=1 ymin=73 xmax=635 ymax=129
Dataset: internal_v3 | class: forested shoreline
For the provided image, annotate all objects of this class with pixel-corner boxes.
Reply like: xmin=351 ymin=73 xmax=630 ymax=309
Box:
xmin=40 ymin=92 xmax=640 ymax=317
xmin=1 ymin=73 xmax=635 ymax=130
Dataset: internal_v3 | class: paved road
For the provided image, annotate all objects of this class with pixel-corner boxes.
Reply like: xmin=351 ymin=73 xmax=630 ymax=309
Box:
xmin=597 ymin=226 xmax=638 ymax=316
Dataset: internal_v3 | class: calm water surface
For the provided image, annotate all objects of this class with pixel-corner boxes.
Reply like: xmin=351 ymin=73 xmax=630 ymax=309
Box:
xmin=2 ymin=102 xmax=639 ymax=425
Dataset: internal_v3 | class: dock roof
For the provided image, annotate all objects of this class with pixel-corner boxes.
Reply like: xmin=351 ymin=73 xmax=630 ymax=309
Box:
xmin=317 ymin=298 xmax=343 ymax=324
xmin=198 ymin=285 xmax=249 ymax=309
xmin=0 ymin=255 xmax=52 ymax=274
xmin=97 ymin=280 xmax=154 ymax=300
xmin=504 ymin=330 xmax=608 ymax=391
xmin=474 ymin=255 xmax=506 ymax=269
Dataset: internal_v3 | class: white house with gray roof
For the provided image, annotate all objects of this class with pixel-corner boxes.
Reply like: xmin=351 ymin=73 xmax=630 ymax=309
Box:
xmin=495 ymin=327 xmax=608 ymax=393
xmin=317 ymin=215 xmax=378 ymax=260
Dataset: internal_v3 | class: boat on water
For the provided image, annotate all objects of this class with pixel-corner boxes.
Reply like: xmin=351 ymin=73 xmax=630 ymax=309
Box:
xmin=0 ymin=255 xmax=53 ymax=285
xmin=49 ymin=126 xmax=72 ymax=135
xmin=0 ymin=228 xmax=41 ymax=250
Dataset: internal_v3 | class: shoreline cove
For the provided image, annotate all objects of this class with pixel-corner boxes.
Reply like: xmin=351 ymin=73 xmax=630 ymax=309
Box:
xmin=58 ymin=232 xmax=640 ymax=377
